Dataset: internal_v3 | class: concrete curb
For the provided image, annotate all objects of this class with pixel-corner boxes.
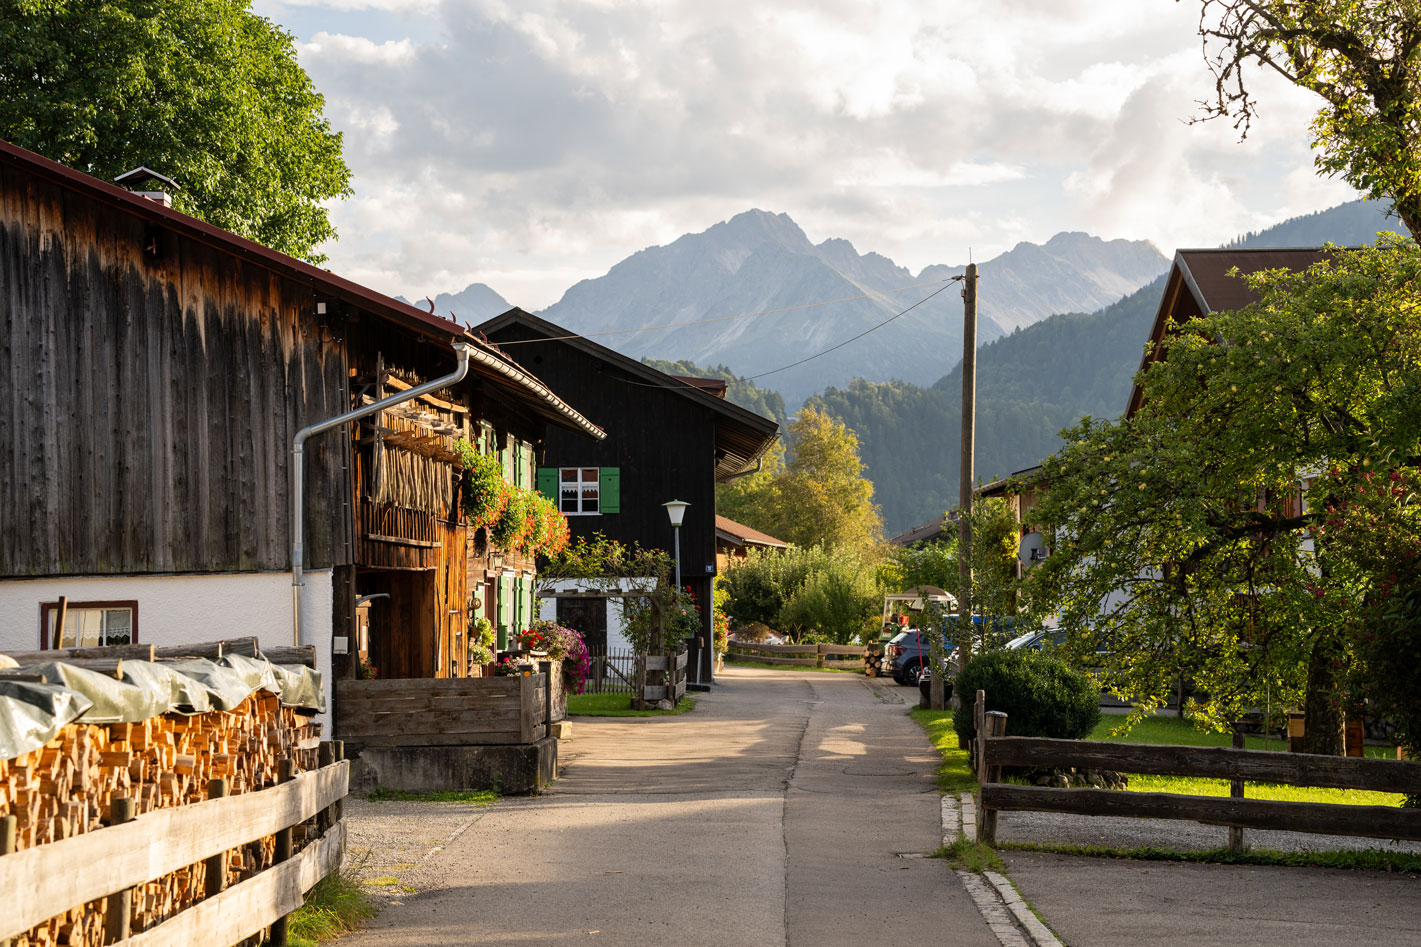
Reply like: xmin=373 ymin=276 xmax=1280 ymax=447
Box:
xmin=943 ymin=792 xmax=1063 ymax=947
xmin=984 ymin=871 xmax=1064 ymax=947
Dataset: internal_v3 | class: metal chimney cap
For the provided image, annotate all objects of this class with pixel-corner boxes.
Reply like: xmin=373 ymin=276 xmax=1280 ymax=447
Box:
xmin=113 ymin=166 xmax=180 ymax=191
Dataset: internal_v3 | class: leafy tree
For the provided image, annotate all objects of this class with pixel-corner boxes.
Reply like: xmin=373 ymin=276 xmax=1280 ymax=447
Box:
xmin=778 ymin=558 xmax=881 ymax=645
xmin=766 ymin=407 xmax=885 ymax=549
xmin=1025 ymin=236 xmax=1421 ymax=752
xmin=1194 ymin=0 xmax=1421 ymax=237
xmin=716 ymin=439 xmax=785 ymax=533
xmin=881 ymin=538 xmax=958 ymax=594
xmin=0 ymin=0 xmax=351 ymax=261
xmin=964 ymin=496 xmax=1027 ymax=651
xmin=720 ymin=544 xmax=883 ymax=642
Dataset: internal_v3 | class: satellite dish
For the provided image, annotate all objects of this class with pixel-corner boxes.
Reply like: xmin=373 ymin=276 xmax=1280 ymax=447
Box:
xmin=1018 ymin=531 xmax=1047 ymax=566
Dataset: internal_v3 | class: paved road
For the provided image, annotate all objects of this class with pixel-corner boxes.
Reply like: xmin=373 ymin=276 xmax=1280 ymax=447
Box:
xmin=1004 ymin=851 xmax=1421 ymax=947
xmin=341 ymin=666 xmax=999 ymax=947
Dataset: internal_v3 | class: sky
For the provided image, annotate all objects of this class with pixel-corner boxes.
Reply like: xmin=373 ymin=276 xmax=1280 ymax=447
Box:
xmin=253 ymin=0 xmax=1360 ymax=312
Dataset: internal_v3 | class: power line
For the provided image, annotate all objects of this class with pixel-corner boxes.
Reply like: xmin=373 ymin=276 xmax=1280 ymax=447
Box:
xmin=605 ymin=277 xmax=963 ymax=392
xmin=491 ymin=277 xmax=959 ymax=347
xmin=744 ymin=277 xmax=962 ymax=381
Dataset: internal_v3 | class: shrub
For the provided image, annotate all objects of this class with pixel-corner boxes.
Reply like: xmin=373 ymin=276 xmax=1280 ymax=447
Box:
xmin=952 ymin=648 xmax=1100 ymax=749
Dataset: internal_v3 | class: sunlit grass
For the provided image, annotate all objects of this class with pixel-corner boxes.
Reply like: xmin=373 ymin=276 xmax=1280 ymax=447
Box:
xmin=909 ymin=707 xmax=977 ymax=793
xmin=289 ymin=868 xmax=376 ymax=947
xmin=1087 ymin=715 xmax=1404 ymax=807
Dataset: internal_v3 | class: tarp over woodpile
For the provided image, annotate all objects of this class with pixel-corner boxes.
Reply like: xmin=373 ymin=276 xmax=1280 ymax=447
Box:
xmin=0 ymin=654 xmax=324 ymax=761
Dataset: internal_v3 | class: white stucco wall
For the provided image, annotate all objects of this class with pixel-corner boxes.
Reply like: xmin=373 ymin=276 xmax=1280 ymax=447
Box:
xmin=0 ymin=570 xmax=335 ymax=731
xmin=537 ymin=577 xmax=656 ymax=652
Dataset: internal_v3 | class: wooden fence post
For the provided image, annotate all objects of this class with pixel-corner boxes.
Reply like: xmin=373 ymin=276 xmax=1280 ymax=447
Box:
xmin=1 ymin=814 xmax=15 ymax=947
xmin=973 ymin=690 xmax=986 ymax=778
xmin=978 ymin=711 xmax=1007 ymax=846
xmin=268 ymin=760 xmax=297 ymax=947
xmin=815 ymin=644 xmax=825 ymax=669
xmin=104 ymin=798 xmax=137 ymax=943
xmin=317 ymin=743 xmax=335 ymax=832
xmin=205 ymin=779 xmax=228 ymax=898
xmin=541 ymin=661 xmax=554 ymax=738
xmin=1229 ymin=729 xmax=1246 ymax=853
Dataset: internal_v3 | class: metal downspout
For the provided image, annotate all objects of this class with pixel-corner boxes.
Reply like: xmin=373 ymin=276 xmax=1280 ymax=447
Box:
xmin=291 ymin=341 xmax=473 ymax=646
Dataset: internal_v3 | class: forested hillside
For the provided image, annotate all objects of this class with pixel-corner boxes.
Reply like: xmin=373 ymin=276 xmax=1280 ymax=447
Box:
xmin=641 ymin=358 xmax=788 ymax=425
xmin=812 ymin=199 xmax=1409 ymax=534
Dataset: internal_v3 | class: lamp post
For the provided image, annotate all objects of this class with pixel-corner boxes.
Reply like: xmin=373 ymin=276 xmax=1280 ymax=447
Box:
xmin=662 ymin=500 xmax=693 ymax=681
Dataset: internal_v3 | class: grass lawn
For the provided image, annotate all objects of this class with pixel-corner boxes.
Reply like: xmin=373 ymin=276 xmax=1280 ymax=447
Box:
xmin=1085 ymin=715 xmax=1404 ymax=807
xmin=722 ymin=656 xmax=861 ymax=673
xmin=566 ymin=692 xmax=696 ymax=716
xmin=908 ymin=708 xmax=977 ymax=793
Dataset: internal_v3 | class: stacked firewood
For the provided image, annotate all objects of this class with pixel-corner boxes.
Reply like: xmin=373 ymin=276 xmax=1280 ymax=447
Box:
xmin=0 ymin=692 xmax=322 ymax=946
xmin=864 ymin=648 xmax=887 ymax=677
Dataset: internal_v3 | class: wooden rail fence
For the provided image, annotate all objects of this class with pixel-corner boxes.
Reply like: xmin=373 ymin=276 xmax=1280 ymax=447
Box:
xmin=971 ymin=690 xmax=1421 ymax=848
xmin=1 ymin=748 xmax=349 ymax=947
xmin=725 ymin=642 xmax=866 ymax=669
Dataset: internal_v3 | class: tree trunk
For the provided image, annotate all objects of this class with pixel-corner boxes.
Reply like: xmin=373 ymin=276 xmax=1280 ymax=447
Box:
xmin=1298 ymin=631 xmax=1346 ymax=756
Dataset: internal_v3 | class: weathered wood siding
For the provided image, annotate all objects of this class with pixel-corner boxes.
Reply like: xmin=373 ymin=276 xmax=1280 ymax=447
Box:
xmin=0 ymin=160 xmax=351 ymax=576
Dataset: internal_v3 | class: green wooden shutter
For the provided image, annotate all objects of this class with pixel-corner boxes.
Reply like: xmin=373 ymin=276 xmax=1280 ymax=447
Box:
xmin=536 ymin=467 xmax=557 ymax=500
xmin=498 ymin=576 xmax=513 ymax=650
xmin=599 ymin=467 xmax=621 ymax=513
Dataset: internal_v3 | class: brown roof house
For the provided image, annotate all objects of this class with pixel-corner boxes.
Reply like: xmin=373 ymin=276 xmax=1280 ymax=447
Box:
xmin=0 ymin=139 xmax=603 ymax=791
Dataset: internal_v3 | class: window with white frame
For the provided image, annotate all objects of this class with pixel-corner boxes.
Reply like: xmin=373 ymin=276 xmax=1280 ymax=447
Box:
xmin=41 ymin=601 xmax=137 ymax=649
xmin=560 ymin=467 xmax=600 ymax=514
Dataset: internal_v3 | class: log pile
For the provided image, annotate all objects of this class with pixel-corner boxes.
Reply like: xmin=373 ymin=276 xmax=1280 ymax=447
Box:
xmin=0 ymin=691 xmax=322 ymax=946
xmin=864 ymin=647 xmax=886 ymax=677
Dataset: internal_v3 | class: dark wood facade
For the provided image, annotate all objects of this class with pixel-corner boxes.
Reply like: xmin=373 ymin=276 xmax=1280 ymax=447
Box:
xmin=479 ymin=309 xmax=779 ymax=682
xmin=0 ymin=154 xmax=351 ymax=577
xmin=0 ymin=140 xmax=601 ymax=690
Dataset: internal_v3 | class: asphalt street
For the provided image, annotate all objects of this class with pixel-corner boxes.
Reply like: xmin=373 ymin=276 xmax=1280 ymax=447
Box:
xmin=339 ymin=666 xmax=999 ymax=947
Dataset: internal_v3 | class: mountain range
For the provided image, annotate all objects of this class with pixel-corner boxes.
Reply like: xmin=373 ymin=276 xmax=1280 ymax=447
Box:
xmin=810 ymin=199 xmax=1409 ymax=532
xmin=415 ymin=197 xmax=1407 ymax=534
xmin=419 ymin=210 xmax=1168 ymax=405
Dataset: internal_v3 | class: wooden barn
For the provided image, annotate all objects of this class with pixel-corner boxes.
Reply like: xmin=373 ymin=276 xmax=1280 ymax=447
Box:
xmin=478 ymin=308 xmax=780 ymax=684
xmin=0 ymin=138 xmax=603 ymax=724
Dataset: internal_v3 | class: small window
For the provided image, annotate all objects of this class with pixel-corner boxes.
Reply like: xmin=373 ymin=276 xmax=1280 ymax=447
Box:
xmin=40 ymin=601 xmax=138 ymax=649
xmin=560 ymin=467 xmax=600 ymax=515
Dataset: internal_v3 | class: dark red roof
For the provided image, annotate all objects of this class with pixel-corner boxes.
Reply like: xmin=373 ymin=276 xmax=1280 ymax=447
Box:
xmin=1127 ymin=248 xmax=1340 ymax=417
xmin=715 ymin=515 xmax=787 ymax=548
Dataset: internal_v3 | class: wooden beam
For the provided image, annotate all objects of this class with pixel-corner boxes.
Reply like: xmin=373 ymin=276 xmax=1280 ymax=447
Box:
xmin=0 ymin=762 xmax=348 ymax=939
xmin=979 ymin=783 xmax=1421 ymax=841
xmin=984 ymin=736 xmax=1421 ymax=794
xmin=117 ymin=820 xmax=345 ymax=947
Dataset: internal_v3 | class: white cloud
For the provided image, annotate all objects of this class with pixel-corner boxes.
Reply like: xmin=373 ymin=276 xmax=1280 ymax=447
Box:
xmin=274 ymin=0 xmax=1364 ymax=309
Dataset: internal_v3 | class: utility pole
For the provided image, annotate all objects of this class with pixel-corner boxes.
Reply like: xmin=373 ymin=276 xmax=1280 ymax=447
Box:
xmin=957 ymin=263 xmax=978 ymax=674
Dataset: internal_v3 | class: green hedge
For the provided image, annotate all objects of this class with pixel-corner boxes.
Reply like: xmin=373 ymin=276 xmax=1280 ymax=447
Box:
xmin=953 ymin=648 xmax=1100 ymax=748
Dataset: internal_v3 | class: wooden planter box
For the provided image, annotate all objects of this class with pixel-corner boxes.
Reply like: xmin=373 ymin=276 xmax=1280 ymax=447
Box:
xmin=336 ymin=674 xmax=549 ymax=747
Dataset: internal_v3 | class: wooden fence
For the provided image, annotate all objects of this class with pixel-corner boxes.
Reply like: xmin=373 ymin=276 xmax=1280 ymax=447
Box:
xmin=726 ymin=641 xmax=866 ymax=670
xmin=335 ymin=674 xmax=549 ymax=747
xmin=971 ymin=691 xmax=1421 ymax=848
xmin=637 ymin=652 xmax=688 ymax=704
xmin=1 ymin=746 xmax=349 ymax=947
xmin=584 ymin=647 xmax=637 ymax=695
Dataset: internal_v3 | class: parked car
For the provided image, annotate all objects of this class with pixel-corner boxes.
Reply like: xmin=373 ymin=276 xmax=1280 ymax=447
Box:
xmin=886 ymin=629 xmax=953 ymax=685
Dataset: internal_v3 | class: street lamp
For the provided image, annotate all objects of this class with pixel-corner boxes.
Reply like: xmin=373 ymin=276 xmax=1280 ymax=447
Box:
xmin=662 ymin=500 xmax=689 ymax=588
xmin=661 ymin=500 xmax=694 ymax=682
